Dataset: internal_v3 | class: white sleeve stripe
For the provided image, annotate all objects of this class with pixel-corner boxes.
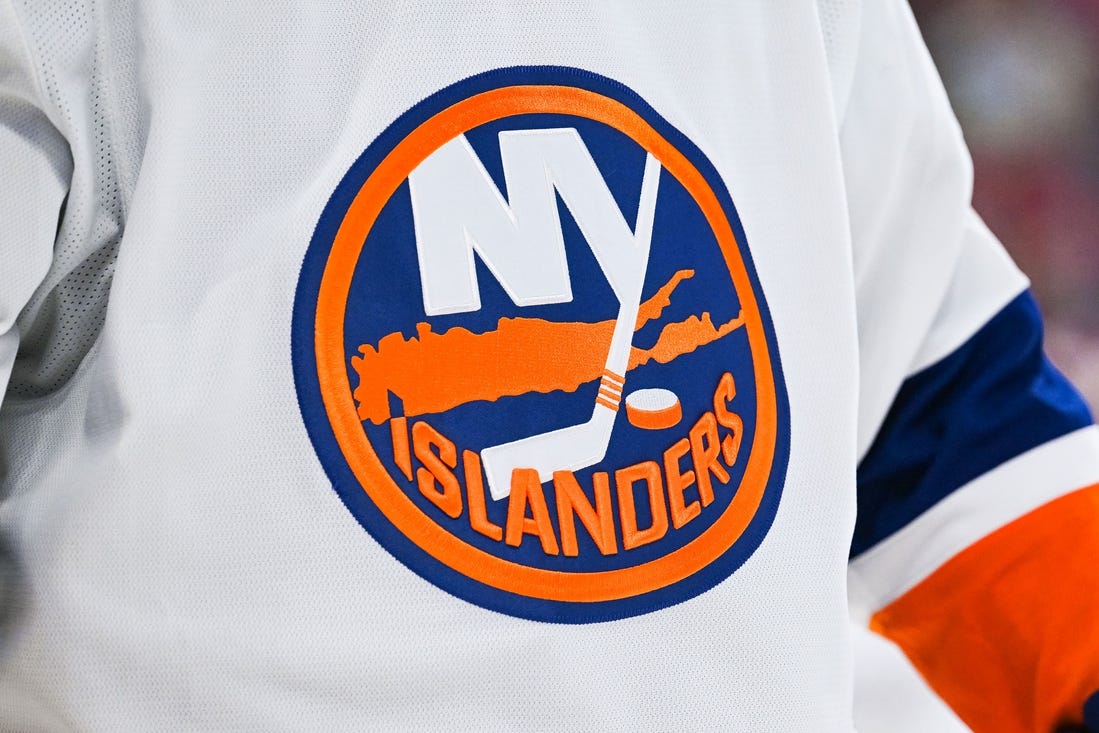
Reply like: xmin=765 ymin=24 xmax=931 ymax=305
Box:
xmin=849 ymin=424 xmax=1099 ymax=623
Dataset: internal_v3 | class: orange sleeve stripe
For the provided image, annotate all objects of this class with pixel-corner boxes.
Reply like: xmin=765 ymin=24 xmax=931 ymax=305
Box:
xmin=870 ymin=483 xmax=1099 ymax=732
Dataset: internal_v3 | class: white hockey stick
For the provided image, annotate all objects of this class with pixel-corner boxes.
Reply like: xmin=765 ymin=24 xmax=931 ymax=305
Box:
xmin=481 ymin=152 xmax=662 ymax=500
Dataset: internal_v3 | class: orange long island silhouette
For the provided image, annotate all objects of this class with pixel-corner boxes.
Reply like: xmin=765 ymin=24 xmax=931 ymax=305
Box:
xmin=352 ymin=269 xmax=745 ymax=425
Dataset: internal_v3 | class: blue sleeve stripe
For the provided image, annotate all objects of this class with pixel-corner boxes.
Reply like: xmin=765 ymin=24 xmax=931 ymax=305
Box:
xmin=1086 ymin=690 xmax=1099 ymax=729
xmin=851 ymin=291 xmax=1094 ymax=558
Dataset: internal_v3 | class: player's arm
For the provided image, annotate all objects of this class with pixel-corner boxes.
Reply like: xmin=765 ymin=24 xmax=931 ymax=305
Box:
xmin=0 ymin=0 xmax=70 ymax=402
xmin=833 ymin=1 xmax=1099 ymax=730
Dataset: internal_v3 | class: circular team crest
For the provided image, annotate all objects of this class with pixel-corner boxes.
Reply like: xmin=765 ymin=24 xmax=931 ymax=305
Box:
xmin=293 ymin=67 xmax=790 ymax=623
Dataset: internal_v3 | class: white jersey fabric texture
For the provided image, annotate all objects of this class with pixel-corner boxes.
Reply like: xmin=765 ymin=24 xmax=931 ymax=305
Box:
xmin=1 ymin=1 xmax=1096 ymax=731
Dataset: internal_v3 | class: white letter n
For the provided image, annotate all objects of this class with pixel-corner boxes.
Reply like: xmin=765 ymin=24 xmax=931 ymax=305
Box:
xmin=410 ymin=128 xmax=596 ymax=316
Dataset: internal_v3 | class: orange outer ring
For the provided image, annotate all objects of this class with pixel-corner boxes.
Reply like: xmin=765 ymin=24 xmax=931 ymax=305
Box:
xmin=314 ymin=85 xmax=778 ymax=603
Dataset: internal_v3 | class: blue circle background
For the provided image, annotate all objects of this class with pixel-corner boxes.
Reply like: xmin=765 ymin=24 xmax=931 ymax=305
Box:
xmin=291 ymin=66 xmax=791 ymax=623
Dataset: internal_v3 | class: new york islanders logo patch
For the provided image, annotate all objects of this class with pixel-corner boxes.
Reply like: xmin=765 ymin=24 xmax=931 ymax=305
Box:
xmin=293 ymin=67 xmax=790 ymax=623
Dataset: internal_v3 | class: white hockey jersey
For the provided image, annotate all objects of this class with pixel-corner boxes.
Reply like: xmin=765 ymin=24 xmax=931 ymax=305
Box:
xmin=2 ymin=1 xmax=1098 ymax=730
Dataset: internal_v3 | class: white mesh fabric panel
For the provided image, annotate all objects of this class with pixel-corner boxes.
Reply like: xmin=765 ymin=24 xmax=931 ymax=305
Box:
xmin=0 ymin=0 xmax=71 ymax=394
xmin=6 ymin=0 xmax=135 ymax=402
xmin=0 ymin=0 xmax=72 ymax=691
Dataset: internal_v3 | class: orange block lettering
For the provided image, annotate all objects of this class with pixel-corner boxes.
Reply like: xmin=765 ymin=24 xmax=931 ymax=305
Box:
xmin=463 ymin=450 xmax=503 ymax=541
xmin=664 ymin=437 xmax=700 ymax=529
xmin=505 ymin=468 xmax=560 ymax=555
xmin=690 ymin=411 xmax=730 ymax=507
xmin=412 ymin=420 xmax=462 ymax=519
xmin=390 ymin=416 xmax=413 ymax=481
xmin=713 ymin=372 xmax=743 ymax=467
xmin=554 ymin=470 xmax=618 ymax=557
xmin=616 ymin=461 xmax=669 ymax=550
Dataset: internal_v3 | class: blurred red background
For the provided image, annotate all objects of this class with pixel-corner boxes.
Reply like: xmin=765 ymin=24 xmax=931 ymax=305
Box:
xmin=913 ymin=0 xmax=1099 ymax=405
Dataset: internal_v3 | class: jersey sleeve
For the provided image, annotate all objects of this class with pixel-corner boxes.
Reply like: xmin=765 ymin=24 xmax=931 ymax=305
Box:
xmin=0 ymin=0 xmax=70 ymax=403
xmin=837 ymin=2 xmax=1099 ymax=731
